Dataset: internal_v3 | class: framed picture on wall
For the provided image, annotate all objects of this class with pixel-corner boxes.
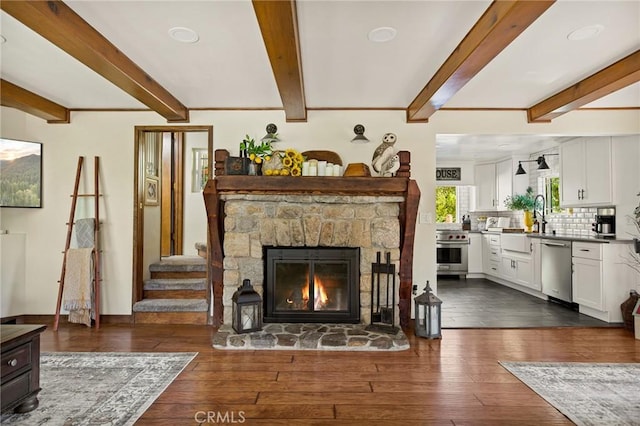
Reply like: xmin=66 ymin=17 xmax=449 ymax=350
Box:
xmin=144 ymin=177 xmax=159 ymax=206
xmin=0 ymin=138 xmax=43 ymax=208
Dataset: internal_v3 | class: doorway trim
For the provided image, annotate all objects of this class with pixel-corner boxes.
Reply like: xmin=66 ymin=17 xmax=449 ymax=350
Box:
xmin=133 ymin=125 xmax=213 ymax=306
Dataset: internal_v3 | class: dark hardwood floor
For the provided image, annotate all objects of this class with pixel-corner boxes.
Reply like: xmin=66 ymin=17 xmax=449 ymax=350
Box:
xmin=34 ymin=322 xmax=639 ymax=425
xmin=437 ymin=277 xmax=620 ymax=328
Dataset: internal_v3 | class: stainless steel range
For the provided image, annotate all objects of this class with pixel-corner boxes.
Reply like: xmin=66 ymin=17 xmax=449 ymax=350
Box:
xmin=436 ymin=230 xmax=469 ymax=277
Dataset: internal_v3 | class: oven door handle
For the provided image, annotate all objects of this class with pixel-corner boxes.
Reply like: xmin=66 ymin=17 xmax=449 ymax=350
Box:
xmin=436 ymin=241 xmax=470 ymax=245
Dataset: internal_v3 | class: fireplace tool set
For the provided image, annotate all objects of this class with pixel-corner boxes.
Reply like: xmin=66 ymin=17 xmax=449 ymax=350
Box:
xmin=366 ymin=251 xmax=399 ymax=334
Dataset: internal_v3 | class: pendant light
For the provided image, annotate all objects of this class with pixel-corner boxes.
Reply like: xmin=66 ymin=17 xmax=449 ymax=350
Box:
xmin=536 ymin=153 xmax=558 ymax=170
xmin=514 ymin=154 xmax=559 ymax=175
xmin=515 ymin=159 xmax=537 ymax=175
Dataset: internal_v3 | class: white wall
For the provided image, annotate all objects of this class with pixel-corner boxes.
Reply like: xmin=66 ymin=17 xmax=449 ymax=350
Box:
xmin=0 ymin=233 xmax=26 ymax=317
xmin=1 ymin=106 xmax=638 ymax=315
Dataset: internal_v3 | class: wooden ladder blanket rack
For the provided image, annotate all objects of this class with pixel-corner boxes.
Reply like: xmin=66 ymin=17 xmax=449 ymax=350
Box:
xmin=54 ymin=156 xmax=102 ymax=331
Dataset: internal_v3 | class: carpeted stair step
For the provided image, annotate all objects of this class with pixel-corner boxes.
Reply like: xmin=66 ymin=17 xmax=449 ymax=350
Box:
xmin=143 ymin=278 xmax=207 ymax=299
xmin=133 ymin=299 xmax=209 ymax=325
xmin=133 ymin=299 xmax=208 ymax=312
xmin=149 ymin=256 xmax=206 ymax=279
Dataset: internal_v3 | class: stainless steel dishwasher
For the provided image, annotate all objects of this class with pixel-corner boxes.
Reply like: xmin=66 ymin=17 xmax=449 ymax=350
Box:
xmin=541 ymin=239 xmax=573 ymax=303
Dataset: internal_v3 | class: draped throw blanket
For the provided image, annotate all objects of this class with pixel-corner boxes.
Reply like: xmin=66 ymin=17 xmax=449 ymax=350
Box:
xmin=63 ymin=247 xmax=94 ymax=327
xmin=74 ymin=218 xmax=95 ymax=248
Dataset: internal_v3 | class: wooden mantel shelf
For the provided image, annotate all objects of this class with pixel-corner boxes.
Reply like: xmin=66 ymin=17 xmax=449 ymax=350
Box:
xmin=214 ymin=175 xmax=409 ymax=195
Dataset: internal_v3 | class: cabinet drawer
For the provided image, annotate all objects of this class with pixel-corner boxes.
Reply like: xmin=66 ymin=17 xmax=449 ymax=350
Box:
xmin=0 ymin=371 xmax=31 ymax=411
xmin=488 ymin=261 xmax=500 ymax=276
xmin=1 ymin=343 xmax=31 ymax=378
xmin=489 ymin=248 xmax=501 ymax=261
xmin=572 ymin=242 xmax=602 ymax=260
xmin=488 ymin=234 xmax=501 ymax=246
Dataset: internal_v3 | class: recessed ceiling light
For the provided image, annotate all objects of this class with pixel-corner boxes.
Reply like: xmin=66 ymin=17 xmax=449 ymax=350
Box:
xmin=168 ymin=27 xmax=199 ymax=43
xmin=567 ymin=24 xmax=604 ymax=41
xmin=368 ymin=27 xmax=397 ymax=43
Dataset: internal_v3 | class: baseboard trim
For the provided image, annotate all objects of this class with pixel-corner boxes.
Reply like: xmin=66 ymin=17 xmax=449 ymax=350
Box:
xmin=4 ymin=314 xmax=134 ymax=325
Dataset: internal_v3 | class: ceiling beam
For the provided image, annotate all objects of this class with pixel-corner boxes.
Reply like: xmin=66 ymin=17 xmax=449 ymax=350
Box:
xmin=406 ymin=0 xmax=555 ymax=123
xmin=0 ymin=0 xmax=189 ymax=123
xmin=528 ymin=50 xmax=640 ymax=122
xmin=1 ymin=79 xmax=70 ymax=123
xmin=252 ymin=0 xmax=306 ymax=122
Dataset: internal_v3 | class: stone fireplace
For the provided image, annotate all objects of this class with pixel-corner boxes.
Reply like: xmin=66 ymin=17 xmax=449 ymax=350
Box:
xmin=203 ymin=149 xmax=420 ymax=328
xmin=219 ymin=193 xmax=402 ymax=325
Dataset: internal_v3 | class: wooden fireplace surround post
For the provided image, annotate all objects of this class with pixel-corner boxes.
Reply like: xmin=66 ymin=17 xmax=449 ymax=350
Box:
xmin=203 ymin=150 xmax=420 ymax=328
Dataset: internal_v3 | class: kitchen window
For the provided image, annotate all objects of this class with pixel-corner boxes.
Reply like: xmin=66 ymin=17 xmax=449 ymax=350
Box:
xmin=541 ymin=176 xmax=561 ymax=214
xmin=436 ymin=186 xmax=457 ymax=222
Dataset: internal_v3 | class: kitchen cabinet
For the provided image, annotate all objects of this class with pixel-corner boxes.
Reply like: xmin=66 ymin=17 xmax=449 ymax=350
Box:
xmin=560 ymin=137 xmax=612 ymax=207
xmin=500 ymin=234 xmax=534 ymax=289
xmin=474 ymin=158 xmax=528 ymax=211
xmin=572 ymin=242 xmax=604 ymax=310
xmin=571 ymin=241 xmax=632 ymax=322
xmin=501 ymin=255 xmax=533 ymax=287
xmin=483 ymin=233 xmax=501 ymax=276
xmin=495 ymin=158 xmax=514 ymax=211
xmin=475 ymin=163 xmax=496 ymax=210
xmin=467 ymin=233 xmax=483 ymax=274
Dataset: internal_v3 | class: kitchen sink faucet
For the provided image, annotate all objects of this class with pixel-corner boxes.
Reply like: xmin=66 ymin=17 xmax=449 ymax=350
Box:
xmin=534 ymin=194 xmax=547 ymax=234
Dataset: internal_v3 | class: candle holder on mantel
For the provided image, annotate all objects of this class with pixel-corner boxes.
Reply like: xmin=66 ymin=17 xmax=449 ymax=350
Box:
xmin=231 ymin=279 xmax=263 ymax=334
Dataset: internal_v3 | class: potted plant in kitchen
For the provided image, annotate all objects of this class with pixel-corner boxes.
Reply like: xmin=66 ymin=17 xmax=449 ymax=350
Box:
xmin=504 ymin=186 xmax=536 ymax=232
xmin=240 ymin=135 xmax=273 ymax=175
xmin=620 ymin=192 xmax=640 ymax=335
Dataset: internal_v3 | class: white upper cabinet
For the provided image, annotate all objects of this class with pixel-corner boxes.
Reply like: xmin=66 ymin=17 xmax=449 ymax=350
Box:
xmin=495 ymin=158 xmax=513 ymax=211
xmin=474 ymin=163 xmax=497 ymax=210
xmin=560 ymin=137 xmax=612 ymax=207
xmin=474 ymin=157 xmax=528 ymax=211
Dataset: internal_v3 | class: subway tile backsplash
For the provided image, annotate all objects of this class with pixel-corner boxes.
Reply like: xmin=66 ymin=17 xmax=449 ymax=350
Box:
xmin=468 ymin=208 xmax=597 ymax=234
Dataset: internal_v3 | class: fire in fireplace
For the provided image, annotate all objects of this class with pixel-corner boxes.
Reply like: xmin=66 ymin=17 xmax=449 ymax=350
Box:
xmin=263 ymin=247 xmax=360 ymax=323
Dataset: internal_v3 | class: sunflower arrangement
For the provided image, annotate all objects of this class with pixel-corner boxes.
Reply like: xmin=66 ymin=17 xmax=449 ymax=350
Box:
xmin=264 ymin=149 xmax=305 ymax=176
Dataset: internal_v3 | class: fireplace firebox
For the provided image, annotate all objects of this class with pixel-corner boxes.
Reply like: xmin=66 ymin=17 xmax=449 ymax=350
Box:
xmin=264 ymin=247 xmax=360 ymax=323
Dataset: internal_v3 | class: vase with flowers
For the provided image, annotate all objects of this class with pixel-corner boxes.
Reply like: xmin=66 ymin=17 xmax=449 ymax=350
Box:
xmin=504 ymin=187 xmax=537 ymax=232
xmin=240 ymin=135 xmax=273 ymax=175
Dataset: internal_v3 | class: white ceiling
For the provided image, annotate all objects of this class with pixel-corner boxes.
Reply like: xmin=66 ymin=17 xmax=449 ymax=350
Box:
xmin=1 ymin=0 xmax=639 ymax=161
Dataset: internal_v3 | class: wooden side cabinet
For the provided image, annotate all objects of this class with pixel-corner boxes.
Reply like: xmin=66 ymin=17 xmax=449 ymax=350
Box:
xmin=1 ymin=324 xmax=46 ymax=413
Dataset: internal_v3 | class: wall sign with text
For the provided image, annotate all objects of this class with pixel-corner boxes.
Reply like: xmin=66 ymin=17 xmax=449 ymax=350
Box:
xmin=436 ymin=167 xmax=461 ymax=181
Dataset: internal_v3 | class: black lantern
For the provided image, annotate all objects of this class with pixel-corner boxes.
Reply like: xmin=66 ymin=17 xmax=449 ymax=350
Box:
xmin=232 ymin=279 xmax=263 ymax=334
xmin=414 ymin=281 xmax=442 ymax=339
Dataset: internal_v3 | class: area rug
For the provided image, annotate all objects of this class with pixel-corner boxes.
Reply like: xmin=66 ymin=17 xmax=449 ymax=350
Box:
xmin=1 ymin=351 xmax=197 ymax=425
xmin=500 ymin=361 xmax=640 ymax=426
xmin=213 ymin=323 xmax=410 ymax=351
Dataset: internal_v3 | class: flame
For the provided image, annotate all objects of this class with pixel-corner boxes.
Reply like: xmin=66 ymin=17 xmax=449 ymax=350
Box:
xmin=288 ymin=277 xmax=330 ymax=309
xmin=314 ymin=277 xmax=329 ymax=309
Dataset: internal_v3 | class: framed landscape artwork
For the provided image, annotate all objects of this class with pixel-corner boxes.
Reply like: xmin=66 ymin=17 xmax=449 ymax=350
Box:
xmin=0 ymin=138 xmax=43 ymax=208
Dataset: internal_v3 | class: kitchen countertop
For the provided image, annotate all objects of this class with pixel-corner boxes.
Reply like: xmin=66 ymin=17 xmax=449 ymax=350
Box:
xmin=526 ymin=233 xmax=633 ymax=244
xmin=474 ymin=230 xmax=633 ymax=244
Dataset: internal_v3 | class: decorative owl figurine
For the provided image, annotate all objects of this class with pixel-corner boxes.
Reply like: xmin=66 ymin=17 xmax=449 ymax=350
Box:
xmin=371 ymin=132 xmax=398 ymax=176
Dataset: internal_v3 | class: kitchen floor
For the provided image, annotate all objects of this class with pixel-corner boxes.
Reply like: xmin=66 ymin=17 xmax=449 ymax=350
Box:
xmin=437 ymin=277 xmax=621 ymax=328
